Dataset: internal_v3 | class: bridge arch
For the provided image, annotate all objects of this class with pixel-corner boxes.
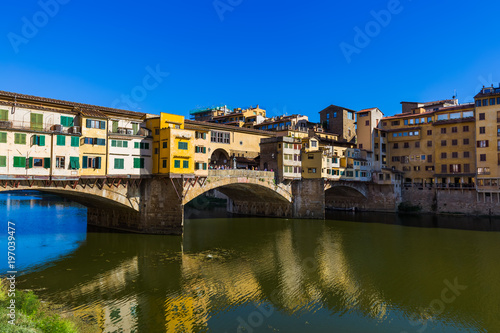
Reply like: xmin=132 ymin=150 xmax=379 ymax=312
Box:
xmin=209 ymin=148 xmax=231 ymax=168
xmin=0 ymin=180 xmax=141 ymax=211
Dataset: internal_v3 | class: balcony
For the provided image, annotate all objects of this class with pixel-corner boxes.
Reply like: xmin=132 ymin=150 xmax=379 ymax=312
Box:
xmin=0 ymin=120 xmax=78 ymax=134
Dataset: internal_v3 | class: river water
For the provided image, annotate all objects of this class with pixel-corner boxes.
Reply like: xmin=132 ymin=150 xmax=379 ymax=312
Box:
xmin=1 ymin=191 xmax=500 ymax=332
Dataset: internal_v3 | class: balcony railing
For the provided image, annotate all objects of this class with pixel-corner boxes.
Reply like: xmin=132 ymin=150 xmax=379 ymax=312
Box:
xmin=0 ymin=120 xmax=80 ymax=134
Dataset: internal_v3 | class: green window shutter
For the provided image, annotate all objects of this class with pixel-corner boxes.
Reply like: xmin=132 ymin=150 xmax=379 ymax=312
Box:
xmin=0 ymin=109 xmax=8 ymax=121
xmin=132 ymin=123 xmax=139 ymax=134
xmin=133 ymin=158 xmax=139 ymax=168
xmin=0 ymin=132 xmax=6 ymax=143
xmin=116 ymin=141 xmax=122 ymax=148
xmin=96 ymin=157 xmax=102 ymax=169
xmin=31 ymin=113 xmax=43 ymax=131
xmin=82 ymin=156 xmax=88 ymax=169
xmin=71 ymin=136 xmax=79 ymax=147
xmin=15 ymin=133 xmax=26 ymax=145
xmin=183 ymin=160 xmax=189 ymax=168
xmin=56 ymin=135 xmax=65 ymax=146
xmin=203 ymin=163 xmax=207 ymax=170
xmin=112 ymin=121 xmax=118 ymax=132
xmin=14 ymin=157 xmax=26 ymax=168
xmin=44 ymin=158 xmax=51 ymax=169
xmin=123 ymin=141 xmax=128 ymax=148
xmin=86 ymin=119 xmax=91 ymax=128
xmin=61 ymin=116 xmax=67 ymax=127
xmin=140 ymin=158 xmax=144 ymax=168
xmin=39 ymin=135 xmax=45 ymax=146
xmin=134 ymin=142 xmax=139 ymax=149
xmin=174 ymin=160 xmax=180 ymax=168
xmin=69 ymin=156 xmax=80 ymax=169
xmin=111 ymin=140 xmax=117 ymax=147
xmin=114 ymin=158 xmax=124 ymax=169
xmin=28 ymin=157 xmax=33 ymax=168
xmin=100 ymin=121 xmax=106 ymax=129
xmin=0 ymin=156 xmax=6 ymax=167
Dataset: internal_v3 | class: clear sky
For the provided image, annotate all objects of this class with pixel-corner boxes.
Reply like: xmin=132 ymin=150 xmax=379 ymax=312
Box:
xmin=1 ymin=0 xmax=500 ymax=121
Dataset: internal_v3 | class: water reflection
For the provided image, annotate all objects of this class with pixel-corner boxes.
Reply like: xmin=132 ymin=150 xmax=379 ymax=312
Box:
xmin=3 ymin=192 xmax=500 ymax=332
xmin=0 ymin=191 xmax=87 ymax=273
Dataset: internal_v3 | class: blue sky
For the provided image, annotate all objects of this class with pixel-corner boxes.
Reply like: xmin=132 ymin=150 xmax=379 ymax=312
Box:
xmin=1 ymin=0 xmax=500 ymax=121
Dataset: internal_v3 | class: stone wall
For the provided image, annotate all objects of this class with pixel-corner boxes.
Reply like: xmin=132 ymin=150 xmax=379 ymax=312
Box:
xmin=402 ymin=187 xmax=500 ymax=215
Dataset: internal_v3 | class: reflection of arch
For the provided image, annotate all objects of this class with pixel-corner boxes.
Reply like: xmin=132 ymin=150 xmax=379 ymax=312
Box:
xmin=210 ymin=148 xmax=230 ymax=167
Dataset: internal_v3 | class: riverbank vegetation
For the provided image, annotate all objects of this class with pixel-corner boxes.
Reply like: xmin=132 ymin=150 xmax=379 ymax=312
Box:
xmin=0 ymin=279 xmax=97 ymax=332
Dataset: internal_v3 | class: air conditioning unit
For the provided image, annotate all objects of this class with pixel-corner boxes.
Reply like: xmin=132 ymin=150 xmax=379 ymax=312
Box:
xmin=118 ymin=128 xmax=127 ymax=134
xmin=0 ymin=121 xmax=12 ymax=128
xmin=52 ymin=124 xmax=63 ymax=132
xmin=69 ymin=126 xmax=81 ymax=134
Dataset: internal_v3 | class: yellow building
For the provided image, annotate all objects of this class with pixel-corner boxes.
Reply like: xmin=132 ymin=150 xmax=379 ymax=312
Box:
xmin=474 ymin=86 xmax=500 ymax=190
xmin=147 ymin=113 xmax=195 ymax=176
xmin=380 ymin=103 xmax=476 ymax=187
xmin=80 ymin=109 xmax=108 ymax=177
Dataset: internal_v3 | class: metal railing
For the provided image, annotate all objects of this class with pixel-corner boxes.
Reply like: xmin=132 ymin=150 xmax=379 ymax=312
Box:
xmin=0 ymin=120 xmax=80 ymax=134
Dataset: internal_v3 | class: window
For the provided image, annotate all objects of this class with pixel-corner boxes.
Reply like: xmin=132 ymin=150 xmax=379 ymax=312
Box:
xmin=441 ymin=164 xmax=447 ymax=173
xmin=404 ymin=142 xmax=409 ymax=148
xmin=13 ymin=157 xmax=26 ymax=168
xmin=451 ymin=127 xmax=457 ymax=133
xmin=82 ymin=156 xmax=101 ymax=169
xmin=28 ymin=157 xmax=50 ymax=169
xmin=441 ymin=128 xmax=446 ymax=134
xmin=463 ymin=138 xmax=469 ymax=145
xmin=437 ymin=114 xmax=448 ymax=121
xmin=162 ymin=160 xmax=167 ymax=168
xmin=0 ymin=132 xmax=6 ymax=143
xmin=441 ymin=140 xmax=447 ymax=146
xmin=479 ymin=154 xmax=488 ymax=162
xmin=391 ymin=120 xmax=400 ymax=126
xmin=477 ymin=140 xmax=489 ymax=148
xmin=463 ymin=125 xmax=469 ymax=132
xmin=365 ymin=120 xmax=369 ymax=126
xmin=174 ymin=160 xmax=180 ymax=168
xmin=56 ymin=156 xmax=65 ymax=169
xmin=450 ymin=164 xmax=461 ymax=173
xmin=14 ymin=133 xmax=26 ymax=145
xmin=479 ymin=113 xmax=485 ymax=120
xmin=415 ymin=142 xmax=420 ymax=148
xmin=427 ymin=130 xmax=432 ymax=135
xmin=478 ymin=167 xmax=490 ymax=175
xmin=211 ymin=131 xmax=230 ymax=144
xmin=84 ymin=138 xmax=106 ymax=146
xmin=60 ymin=116 xmax=74 ymax=127
xmin=404 ymin=119 xmax=408 ymax=125
xmin=450 ymin=113 xmax=461 ymax=120
xmin=0 ymin=156 xmax=5 ymax=167
xmin=414 ymin=166 xmax=420 ymax=171
xmin=183 ymin=160 xmax=189 ymax=168
xmin=393 ymin=143 xmax=399 ymax=149
xmin=464 ymin=151 xmax=470 ymax=158
xmin=85 ymin=119 xmax=106 ymax=129
xmin=476 ymin=100 xmax=482 ymax=107
xmin=155 ymin=129 xmax=160 ymax=135
xmin=427 ymin=155 xmax=433 ymax=163
xmin=490 ymin=98 xmax=496 ymax=106
xmin=464 ymin=164 xmax=470 ymax=173
xmin=333 ymin=112 xmax=337 ymax=118
xmin=480 ymin=127 xmax=486 ymax=134
xmin=112 ymin=121 xmax=119 ymax=133
xmin=133 ymin=158 xmax=145 ymax=169
xmin=32 ymin=135 xmax=45 ymax=146
xmin=56 ymin=135 xmax=66 ymax=146
xmin=347 ymin=112 xmax=353 ymax=120
xmin=69 ymin=157 xmax=80 ymax=169
xmin=426 ymin=166 xmax=434 ymax=171
xmin=134 ymin=142 xmax=150 ymax=149
xmin=71 ymin=136 xmax=79 ymax=147
xmin=0 ymin=109 xmax=8 ymax=121
xmin=30 ymin=113 xmax=43 ymax=131
xmin=178 ymin=142 xmax=188 ymax=150
xmin=483 ymin=100 xmax=488 ymax=106
xmin=308 ymin=168 xmax=317 ymax=173
xmin=452 ymin=152 xmax=458 ymax=158
xmin=132 ymin=123 xmax=139 ymax=134
xmin=311 ymin=141 xmax=317 ymax=148
xmin=427 ymin=141 xmax=432 ymax=147
xmin=452 ymin=139 xmax=457 ymax=146
xmin=114 ymin=158 xmax=124 ymax=169
xmin=162 ymin=141 xmax=168 ymax=148
xmin=441 ymin=152 xmax=447 ymax=159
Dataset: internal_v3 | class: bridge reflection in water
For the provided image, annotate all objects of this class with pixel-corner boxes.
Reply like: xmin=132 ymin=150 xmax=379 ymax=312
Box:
xmin=13 ymin=210 xmax=500 ymax=332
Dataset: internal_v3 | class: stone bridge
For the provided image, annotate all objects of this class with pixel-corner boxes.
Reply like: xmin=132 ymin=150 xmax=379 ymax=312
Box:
xmin=0 ymin=171 xmax=401 ymax=234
